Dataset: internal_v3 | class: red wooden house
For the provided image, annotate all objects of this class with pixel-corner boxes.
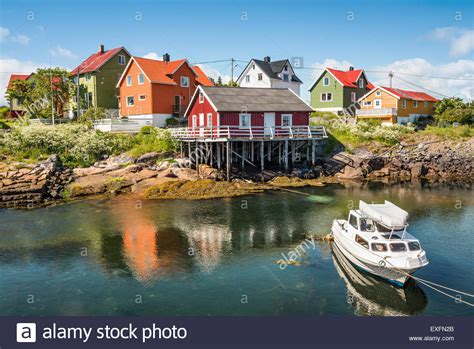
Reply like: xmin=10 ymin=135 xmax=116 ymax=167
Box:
xmin=182 ymin=86 xmax=317 ymax=139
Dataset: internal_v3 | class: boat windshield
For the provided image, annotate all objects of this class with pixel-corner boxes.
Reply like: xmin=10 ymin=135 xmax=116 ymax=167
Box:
xmin=360 ymin=218 xmax=375 ymax=232
xmin=374 ymin=221 xmax=392 ymax=233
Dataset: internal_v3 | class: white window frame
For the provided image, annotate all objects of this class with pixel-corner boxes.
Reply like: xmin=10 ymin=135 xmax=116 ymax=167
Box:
xmin=199 ymin=92 xmax=204 ymax=104
xmin=374 ymin=99 xmax=382 ymax=108
xmin=281 ymin=114 xmax=292 ymax=127
xmin=138 ymin=73 xmax=145 ymax=85
xmin=118 ymin=55 xmax=126 ymax=65
xmin=126 ymin=75 xmax=132 ymax=86
xmin=126 ymin=96 xmax=134 ymax=106
xmin=192 ymin=115 xmax=197 ymax=128
xmin=239 ymin=113 xmax=251 ymax=128
xmin=258 ymin=73 xmax=263 ymax=81
xmin=320 ymin=92 xmax=333 ymax=102
xmin=85 ymin=73 xmax=91 ymax=81
xmin=282 ymin=73 xmax=289 ymax=82
xmin=207 ymin=113 xmax=212 ymax=127
xmin=138 ymin=94 xmax=146 ymax=101
xmin=363 ymin=101 xmax=372 ymax=106
xmin=245 ymin=75 xmax=250 ymax=82
xmin=358 ymin=78 xmax=364 ymax=88
xmin=323 ymin=77 xmax=330 ymax=86
xmin=413 ymin=100 xmax=418 ymax=108
xmin=351 ymin=92 xmax=356 ymax=103
xmin=181 ymin=76 xmax=190 ymax=87
xmin=376 ymin=90 xmax=382 ymax=96
xmin=402 ymin=99 xmax=407 ymax=109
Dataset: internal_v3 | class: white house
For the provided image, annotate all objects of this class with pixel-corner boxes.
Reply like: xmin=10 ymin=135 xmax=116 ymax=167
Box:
xmin=236 ymin=57 xmax=303 ymax=95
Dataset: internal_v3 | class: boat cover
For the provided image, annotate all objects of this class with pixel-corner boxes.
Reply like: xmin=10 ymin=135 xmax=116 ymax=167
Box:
xmin=359 ymin=200 xmax=408 ymax=228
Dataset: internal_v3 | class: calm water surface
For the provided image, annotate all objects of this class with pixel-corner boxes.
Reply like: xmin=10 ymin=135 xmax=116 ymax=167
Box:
xmin=0 ymin=182 xmax=472 ymax=316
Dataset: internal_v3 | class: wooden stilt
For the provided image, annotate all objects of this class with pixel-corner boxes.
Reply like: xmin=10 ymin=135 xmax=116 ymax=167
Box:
xmin=210 ymin=143 xmax=213 ymax=167
xmin=196 ymin=141 xmax=200 ymax=174
xmin=312 ymin=140 xmax=316 ymax=165
xmin=291 ymin=141 xmax=295 ymax=165
xmin=284 ymin=140 xmax=289 ymax=171
xmin=241 ymin=142 xmax=245 ymax=169
xmin=260 ymin=141 xmax=264 ymax=171
xmin=278 ymin=143 xmax=282 ymax=165
xmin=217 ymin=142 xmax=221 ymax=169
xmin=267 ymin=141 xmax=271 ymax=161
xmin=251 ymin=141 xmax=254 ymax=162
xmin=226 ymin=141 xmax=231 ymax=181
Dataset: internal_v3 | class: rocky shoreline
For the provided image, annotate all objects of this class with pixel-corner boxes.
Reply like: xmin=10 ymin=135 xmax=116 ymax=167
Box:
xmin=1 ymin=138 xmax=472 ymax=209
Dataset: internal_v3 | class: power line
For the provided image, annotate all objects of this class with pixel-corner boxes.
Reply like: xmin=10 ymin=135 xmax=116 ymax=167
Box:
xmin=393 ymin=76 xmax=451 ymax=98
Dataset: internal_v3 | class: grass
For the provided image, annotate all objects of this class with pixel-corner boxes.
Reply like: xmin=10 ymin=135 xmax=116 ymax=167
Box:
xmin=417 ymin=125 xmax=473 ymax=139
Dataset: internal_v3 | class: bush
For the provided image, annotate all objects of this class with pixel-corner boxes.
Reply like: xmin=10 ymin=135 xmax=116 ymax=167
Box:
xmin=78 ymin=107 xmax=107 ymax=127
xmin=437 ymin=108 xmax=473 ymax=126
xmin=165 ymin=117 xmax=179 ymax=126
xmin=0 ymin=124 xmax=130 ymax=166
xmin=127 ymin=126 xmax=177 ymax=157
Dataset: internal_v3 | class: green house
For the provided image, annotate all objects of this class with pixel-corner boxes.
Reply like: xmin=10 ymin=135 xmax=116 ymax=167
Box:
xmin=70 ymin=44 xmax=131 ymax=115
xmin=309 ymin=67 xmax=374 ymax=115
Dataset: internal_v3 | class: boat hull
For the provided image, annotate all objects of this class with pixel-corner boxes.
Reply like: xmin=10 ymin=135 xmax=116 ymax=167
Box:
xmin=332 ymin=229 xmax=420 ymax=287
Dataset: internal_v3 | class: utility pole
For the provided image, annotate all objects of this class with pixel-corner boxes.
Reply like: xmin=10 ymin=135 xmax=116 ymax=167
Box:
xmin=231 ymin=58 xmax=235 ymax=84
xmin=388 ymin=71 xmax=394 ymax=88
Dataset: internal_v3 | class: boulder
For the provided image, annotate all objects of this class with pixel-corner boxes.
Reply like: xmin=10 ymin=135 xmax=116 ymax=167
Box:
xmin=409 ymin=163 xmax=427 ymax=178
xmin=137 ymin=152 xmax=160 ymax=164
xmin=336 ymin=166 xmax=364 ymax=180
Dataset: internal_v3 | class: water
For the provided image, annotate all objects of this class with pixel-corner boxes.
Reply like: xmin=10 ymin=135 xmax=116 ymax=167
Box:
xmin=0 ymin=182 xmax=472 ymax=316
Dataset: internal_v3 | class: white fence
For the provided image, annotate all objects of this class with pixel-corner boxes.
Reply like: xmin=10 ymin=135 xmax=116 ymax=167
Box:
xmin=356 ymin=108 xmax=398 ymax=117
xmin=169 ymin=125 xmax=327 ymax=140
xmin=93 ymin=118 xmax=153 ymax=133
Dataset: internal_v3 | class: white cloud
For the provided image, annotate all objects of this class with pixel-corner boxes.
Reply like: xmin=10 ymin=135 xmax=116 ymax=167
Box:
xmin=310 ymin=58 xmax=354 ymax=80
xmin=50 ymin=46 xmax=77 ymax=59
xmin=0 ymin=58 xmax=45 ymax=105
xmin=196 ymin=64 xmax=231 ymax=84
xmin=143 ymin=52 xmax=162 ymax=60
xmin=427 ymin=27 xmax=474 ymax=57
xmin=0 ymin=26 xmax=30 ymax=45
xmin=369 ymin=58 xmax=474 ymax=100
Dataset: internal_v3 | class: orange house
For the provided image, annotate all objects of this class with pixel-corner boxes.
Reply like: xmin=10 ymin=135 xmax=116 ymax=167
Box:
xmin=117 ymin=54 xmax=213 ymax=127
xmin=356 ymin=86 xmax=438 ymax=125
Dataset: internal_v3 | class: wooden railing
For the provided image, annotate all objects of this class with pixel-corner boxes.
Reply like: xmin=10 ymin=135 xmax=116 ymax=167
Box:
xmin=169 ymin=125 xmax=327 ymax=140
xmin=356 ymin=108 xmax=398 ymax=117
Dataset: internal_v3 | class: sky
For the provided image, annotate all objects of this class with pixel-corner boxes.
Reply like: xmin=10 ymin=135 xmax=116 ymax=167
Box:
xmin=0 ymin=0 xmax=473 ymax=105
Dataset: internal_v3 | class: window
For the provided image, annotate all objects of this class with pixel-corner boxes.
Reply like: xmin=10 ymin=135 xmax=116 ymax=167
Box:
xmin=413 ymin=100 xmax=418 ymax=108
xmin=118 ymin=55 xmax=126 ymax=65
xmin=376 ymin=91 xmax=381 ymax=96
xmin=85 ymin=73 xmax=91 ymax=81
xmin=355 ymin=235 xmax=369 ymax=249
xmin=207 ymin=113 xmax=212 ymax=127
xmin=282 ymin=74 xmax=289 ymax=82
xmin=181 ymin=76 xmax=190 ymax=87
xmin=351 ymin=92 xmax=356 ymax=102
xmin=252 ymin=64 xmax=255 ymax=70
xmin=408 ymin=242 xmax=421 ymax=251
xmin=192 ymin=115 xmax=197 ymax=128
xmin=323 ymin=77 xmax=330 ymax=86
xmin=390 ymin=243 xmax=407 ymax=252
xmin=199 ymin=92 xmax=204 ymax=104
xmin=239 ymin=113 xmax=251 ymax=127
xmin=138 ymin=73 xmax=145 ymax=85
xmin=258 ymin=73 xmax=263 ymax=81
xmin=126 ymin=75 xmax=132 ymax=86
xmin=139 ymin=94 xmax=146 ymax=101
xmin=363 ymin=101 xmax=372 ymax=106
xmin=245 ymin=75 xmax=250 ymax=82
xmin=358 ymin=78 xmax=364 ymax=88
xmin=424 ymin=101 xmax=428 ymax=108
xmin=284 ymin=65 xmax=288 ymax=71
xmin=282 ymin=114 xmax=292 ymax=127
xmin=360 ymin=218 xmax=375 ymax=232
xmin=126 ymin=96 xmax=134 ymax=106
xmin=402 ymin=99 xmax=407 ymax=109
xmin=371 ymin=243 xmax=388 ymax=252
xmin=374 ymin=99 xmax=382 ymax=108
xmin=321 ymin=92 xmax=333 ymax=102
xmin=349 ymin=214 xmax=358 ymax=229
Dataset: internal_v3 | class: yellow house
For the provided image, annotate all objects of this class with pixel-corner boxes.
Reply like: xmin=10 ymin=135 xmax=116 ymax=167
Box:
xmin=356 ymin=86 xmax=438 ymax=125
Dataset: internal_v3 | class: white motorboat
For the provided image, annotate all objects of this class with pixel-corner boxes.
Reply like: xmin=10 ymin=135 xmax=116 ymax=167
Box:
xmin=331 ymin=200 xmax=429 ymax=287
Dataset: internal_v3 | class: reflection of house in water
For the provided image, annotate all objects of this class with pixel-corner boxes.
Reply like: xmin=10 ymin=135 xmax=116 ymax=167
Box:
xmin=331 ymin=244 xmax=427 ymax=316
xmin=100 ymin=200 xmax=192 ymax=283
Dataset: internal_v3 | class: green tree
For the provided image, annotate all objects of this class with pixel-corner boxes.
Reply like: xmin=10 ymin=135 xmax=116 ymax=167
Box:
xmin=78 ymin=107 xmax=107 ymax=127
xmin=438 ymin=108 xmax=473 ymax=125
xmin=434 ymin=97 xmax=464 ymax=117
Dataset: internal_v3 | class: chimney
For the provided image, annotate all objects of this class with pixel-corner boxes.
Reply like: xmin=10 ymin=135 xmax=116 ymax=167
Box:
xmin=349 ymin=66 xmax=354 ymax=71
xmin=264 ymin=56 xmax=271 ymax=63
xmin=163 ymin=53 xmax=170 ymax=62
xmin=98 ymin=44 xmax=105 ymax=54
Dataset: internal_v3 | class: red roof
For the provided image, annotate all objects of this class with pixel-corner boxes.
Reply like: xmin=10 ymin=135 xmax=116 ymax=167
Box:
xmin=7 ymin=74 xmax=30 ymax=89
xmin=327 ymin=68 xmax=372 ymax=89
xmin=131 ymin=57 xmax=213 ymax=86
xmin=381 ymin=86 xmax=438 ymax=102
xmin=71 ymin=47 xmax=126 ymax=75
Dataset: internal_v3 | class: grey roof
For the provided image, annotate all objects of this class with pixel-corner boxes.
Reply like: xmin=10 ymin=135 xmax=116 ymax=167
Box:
xmin=242 ymin=59 xmax=303 ymax=84
xmin=201 ymin=86 xmax=313 ymax=112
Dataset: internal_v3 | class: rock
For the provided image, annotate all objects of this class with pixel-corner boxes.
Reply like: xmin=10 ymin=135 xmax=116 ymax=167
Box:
xmin=107 ymin=153 xmax=136 ymax=166
xmin=162 ymin=169 xmax=177 ymax=178
xmin=336 ymin=166 xmax=364 ymax=180
xmin=409 ymin=163 xmax=427 ymax=178
xmin=198 ymin=164 xmax=219 ymax=180
xmin=137 ymin=152 xmax=160 ymax=164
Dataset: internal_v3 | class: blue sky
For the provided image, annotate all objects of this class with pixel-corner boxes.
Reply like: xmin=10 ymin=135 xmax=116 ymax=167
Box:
xmin=1 ymin=0 xmax=473 ymax=103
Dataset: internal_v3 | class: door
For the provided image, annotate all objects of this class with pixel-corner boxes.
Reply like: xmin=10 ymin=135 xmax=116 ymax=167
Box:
xmin=374 ymin=99 xmax=382 ymax=109
xmin=174 ymin=96 xmax=181 ymax=114
xmin=199 ymin=113 xmax=205 ymax=136
xmin=264 ymin=112 xmax=275 ymax=136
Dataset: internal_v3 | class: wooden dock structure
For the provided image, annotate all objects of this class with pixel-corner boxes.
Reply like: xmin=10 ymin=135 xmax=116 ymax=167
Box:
xmin=170 ymin=125 xmax=328 ymax=181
